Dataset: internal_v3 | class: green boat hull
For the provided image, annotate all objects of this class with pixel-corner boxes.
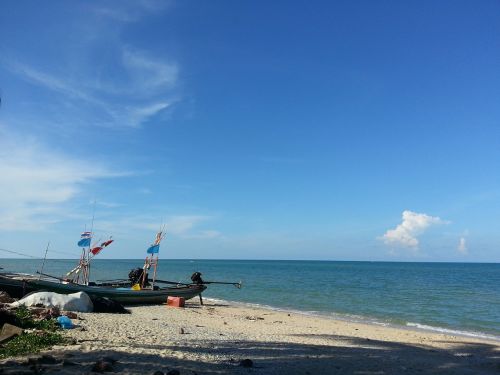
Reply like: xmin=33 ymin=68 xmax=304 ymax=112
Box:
xmin=0 ymin=273 xmax=206 ymax=305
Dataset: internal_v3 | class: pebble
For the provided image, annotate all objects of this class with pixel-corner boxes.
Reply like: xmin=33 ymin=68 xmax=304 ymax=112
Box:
xmin=239 ymin=359 xmax=253 ymax=368
xmin=92 ymin=359 xmax=114 ymax=372
xmin=102 ymin=356 xmax=118 ymax=364
xmin=38 ymin=354 xmax=59 ymax=364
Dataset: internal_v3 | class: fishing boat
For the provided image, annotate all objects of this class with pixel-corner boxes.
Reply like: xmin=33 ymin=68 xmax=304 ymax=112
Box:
xmin=0 ymin=272 xmax=206 ymax=304
xmin=0 ymin=229 xmax=210 ymax=304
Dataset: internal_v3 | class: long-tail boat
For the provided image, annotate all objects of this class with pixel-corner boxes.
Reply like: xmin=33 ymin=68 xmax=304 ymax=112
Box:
xmin=0 ymin=229 xmax=207 ymax=304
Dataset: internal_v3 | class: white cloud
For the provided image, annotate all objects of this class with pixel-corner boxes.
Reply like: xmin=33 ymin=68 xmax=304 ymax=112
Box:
xmin=92 ymin=0 xmax=171 ymax=23
xmin=8 ymin=63 xmax=95 ymax=103
xmin=457 ymin=237 xmax=468 ymax=254
xmin=128 ymin=101 xmax=173 ymax=127
xmin=165 ymin=215 xmax=212 ymax=236
xmin=95 ymin=214 xmax=221 ymax=240
xmin=122 ymin=48 xmax=178 ymax=92
xmin=182 ymin=230 xmax=222 ymax=240
xmin=3 ymin=7 xmax=179 ymax=130
xmin=6 ymin=59 xmax=176 ymax=129
xmin=0 ymin=130 xmax=124 ymax=231
xmin=381 ymin=210 xmax=446 ymax=249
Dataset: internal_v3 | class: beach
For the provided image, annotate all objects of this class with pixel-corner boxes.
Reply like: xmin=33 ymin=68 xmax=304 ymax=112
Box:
xmin=2 ymin=299 xmax=499 ymax=374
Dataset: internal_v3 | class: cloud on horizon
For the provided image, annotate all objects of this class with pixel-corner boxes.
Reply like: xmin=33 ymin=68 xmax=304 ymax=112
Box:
xmin=0 ymin=129 xmax=127 ymax=231
xmin=381 ymin=210 xmax=446 ymax=250
xmin=457 ymin=237 xmax=468 ymax=254
xmin=94 ymin=214 xmax=222 ymax=240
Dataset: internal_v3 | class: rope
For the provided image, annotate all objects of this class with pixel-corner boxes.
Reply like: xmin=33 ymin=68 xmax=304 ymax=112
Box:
xmin=0 ymin=247 xmax=40 ymax=259
xmin=0 ymin=247 xmax=78 ymax=259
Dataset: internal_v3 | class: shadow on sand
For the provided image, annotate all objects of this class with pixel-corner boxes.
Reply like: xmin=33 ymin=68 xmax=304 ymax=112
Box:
xmin=3 ymin=332 xmax=499 ymax=374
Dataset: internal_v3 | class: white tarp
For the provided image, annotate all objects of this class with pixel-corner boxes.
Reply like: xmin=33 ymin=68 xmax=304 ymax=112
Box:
xmin=10 ymin=291 xmax=94 ymax=312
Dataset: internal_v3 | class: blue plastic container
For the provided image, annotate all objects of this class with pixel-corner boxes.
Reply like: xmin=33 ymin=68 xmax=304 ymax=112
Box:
xmin=57 ymin=315 xmax=74 ymax=329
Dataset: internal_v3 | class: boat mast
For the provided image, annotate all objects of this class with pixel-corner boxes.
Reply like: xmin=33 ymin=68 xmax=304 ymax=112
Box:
xmin=38 ymin=241 xmax=51 ymax=280
xmin=141 ymin=226 xmax=166 ymax=289
xmin=85 ymin=201 xmax=97 ymax=285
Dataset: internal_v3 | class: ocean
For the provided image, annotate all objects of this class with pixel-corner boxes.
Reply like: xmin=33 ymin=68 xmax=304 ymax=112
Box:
xmin=1 ymin=259 xmax=499 ymax=340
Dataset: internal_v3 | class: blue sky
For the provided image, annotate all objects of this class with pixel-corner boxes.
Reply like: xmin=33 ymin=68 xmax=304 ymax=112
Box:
xmin=0 ymin=0 xmax=499 ymax=261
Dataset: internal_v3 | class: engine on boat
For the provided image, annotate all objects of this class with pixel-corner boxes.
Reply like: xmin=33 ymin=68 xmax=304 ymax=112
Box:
xmin=128 ymin=268 xmax=149 ymax=286
xmin=191 ymin=272 xmax=204 ymax=284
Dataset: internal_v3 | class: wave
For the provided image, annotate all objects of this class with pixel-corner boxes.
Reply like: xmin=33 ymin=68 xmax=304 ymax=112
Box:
xmin=406 ymin=322 xmax=500 ymax=341
xmin=203 ymin=297 xmax=500 ymax=342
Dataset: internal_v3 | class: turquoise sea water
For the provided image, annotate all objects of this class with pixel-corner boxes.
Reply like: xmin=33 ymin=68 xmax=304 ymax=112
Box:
xmin=1 ymin=259 xmax=499 ymax=340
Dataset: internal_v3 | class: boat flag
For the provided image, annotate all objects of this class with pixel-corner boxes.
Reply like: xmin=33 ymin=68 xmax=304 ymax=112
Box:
xmin=154 ymin=231 xmax=162 ymax=245
xmin=147 ymin=244 xmax=160 ymax=254
xmin=90 ymin=239 xmax=114 ymax=255
xmin=77 ymin=232 xmax=92 ymax=247
xmin=146 ymin=231 xmax=163 ymax=254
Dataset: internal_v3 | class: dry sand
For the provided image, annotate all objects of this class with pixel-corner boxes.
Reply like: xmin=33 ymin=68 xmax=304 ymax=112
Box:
xmin=2 ymin=299 xmax=500 ymax=374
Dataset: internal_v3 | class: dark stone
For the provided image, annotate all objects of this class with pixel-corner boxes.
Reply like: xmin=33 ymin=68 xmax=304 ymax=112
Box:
xmin=92 ymin=297 xmax=130 ymax=314
xmin=0 ymin=291 xmax=15 ymax=303
xmin=0 ymin=323 xmax=23 ymax=343
xmin=3 ymin=360 xmax=19 ymax=366
xmin=63 ymin=311 xmax=78 ymax=319
xmin=166 ymin=370 xmax=180 ymax=375
xmin=0 ymin=309 xmax=18 ymax=327
xmin=29 ymin=364 xmax=43 ymax=374
xmin=24 ymin=357 xmax=38 ymax=366
xmin=102 ymin=356 xmax=118 ymax=364
xmin=63 ymin=359 xmax=78 ymax=366
xmin=91 ymin=359 xmax=114 ymax=372
xmin=38 ymin=354 xmax=59 ymax=364
xmin=153 ymin=372 xmax=164 ymax=375
xmin=239 ymin=359 xmax=253 ymax=368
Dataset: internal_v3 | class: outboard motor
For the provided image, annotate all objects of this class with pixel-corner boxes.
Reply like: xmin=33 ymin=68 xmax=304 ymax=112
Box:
xmin=191 ymin=272 xmax=204 ymax=285
xmin=128 ymin=268 xmax=149 ymax=286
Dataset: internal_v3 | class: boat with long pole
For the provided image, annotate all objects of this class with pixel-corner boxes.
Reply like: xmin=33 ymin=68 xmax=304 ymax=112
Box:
xmin=0 ymin=230 xmax=209 ymax=304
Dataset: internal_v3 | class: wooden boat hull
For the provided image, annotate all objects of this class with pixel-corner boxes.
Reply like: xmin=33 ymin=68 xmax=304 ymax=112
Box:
xmin=0 ymin=273 xmax=206 ymax=305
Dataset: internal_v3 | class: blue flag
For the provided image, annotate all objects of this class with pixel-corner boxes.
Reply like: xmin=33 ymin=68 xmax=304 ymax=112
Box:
xmin=147 ymin=244 xmax=160 ymax=254
xmin=78 ymin=238 xmax=91 ymax=247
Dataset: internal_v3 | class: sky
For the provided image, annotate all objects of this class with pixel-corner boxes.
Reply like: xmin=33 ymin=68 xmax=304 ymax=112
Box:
xmin=0 ymin=0 xmax=499 ymax=261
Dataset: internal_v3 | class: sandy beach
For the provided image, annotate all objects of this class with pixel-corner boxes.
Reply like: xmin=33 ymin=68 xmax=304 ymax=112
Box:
xmin=1 ymin=299 xmax=499 ymax=374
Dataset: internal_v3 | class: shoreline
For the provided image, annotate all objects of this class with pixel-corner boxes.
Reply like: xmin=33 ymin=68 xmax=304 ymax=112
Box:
xmin=2 ymin=298 xmax=499 ymax=374
xmin=205 ymin=297 xmax=500 ymax=343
